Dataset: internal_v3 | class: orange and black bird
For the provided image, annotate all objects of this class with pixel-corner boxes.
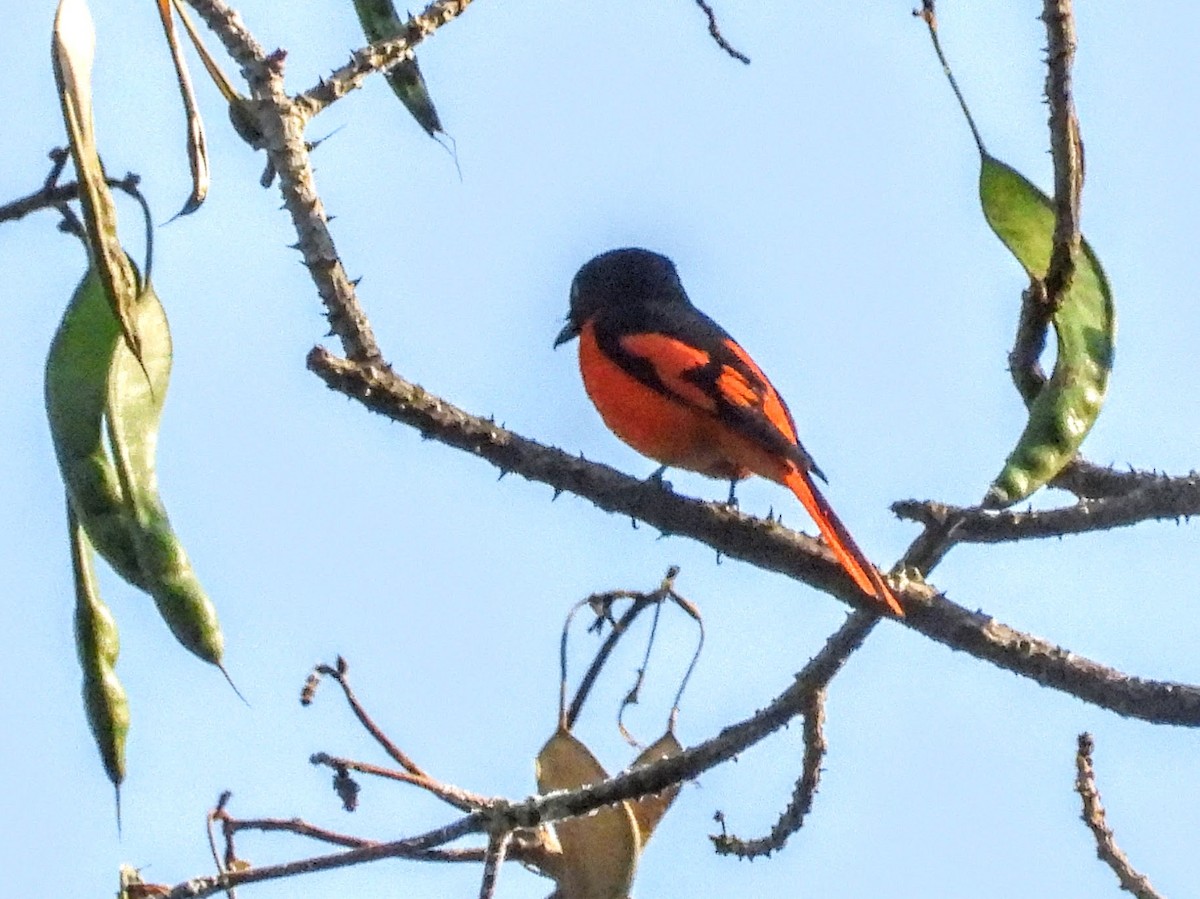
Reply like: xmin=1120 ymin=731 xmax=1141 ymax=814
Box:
xmin=555 ymin=247 xmax=902 ymax=617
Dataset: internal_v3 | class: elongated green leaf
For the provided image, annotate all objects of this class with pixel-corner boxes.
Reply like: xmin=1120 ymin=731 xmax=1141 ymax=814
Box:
xmin=979 ymin=155 xmax=1116 ymax=506
xmin=52 ymin=0 xmax=143 ymax=364
xmin=105 ymin=276 xmax=225 ymax=667
xmin=45 ymin=267 xmax=145 ymax=586
xmin=69 ymin=502 xmax=130 ymax=794
xmin=352 ymin=0 xmax=444 ymax=137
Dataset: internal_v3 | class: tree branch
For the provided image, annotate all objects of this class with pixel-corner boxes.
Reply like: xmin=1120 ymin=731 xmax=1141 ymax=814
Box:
xmin=1074 ymin=733 xmax=1164 ymax=899
xmin=1041 ymin=0 xmax=1083 ymax=308
xmin=166 ymin=610 xmax=876 ymax=898
xmin=711 ymin=687 xmax=827 ymax=857
xmin=294 ymin=0 xmax=475 ymax=119
xmin=893 ymin=470 xmax=1200 ymax=542
xmin=306 ymin=348 xmax=1200 ymax=726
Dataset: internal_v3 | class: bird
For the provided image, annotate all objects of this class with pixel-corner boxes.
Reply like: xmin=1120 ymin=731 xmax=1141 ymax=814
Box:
xmin=555 ymin=247 xmax=902 ymax=617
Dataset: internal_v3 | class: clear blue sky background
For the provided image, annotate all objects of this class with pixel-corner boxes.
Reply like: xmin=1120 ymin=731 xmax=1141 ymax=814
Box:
xmin=2 ymin=2 xmax=1199 ymax=896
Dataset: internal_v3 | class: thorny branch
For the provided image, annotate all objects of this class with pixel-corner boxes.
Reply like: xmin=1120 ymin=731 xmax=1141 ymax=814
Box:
xmin=13 ymin=0 xmax=1189 ymax=892
xmin=306 ymin=348 xmax=1200 ymax=726
xmin=711 ymin=687 xmax=828 ymax=858
xmin=1041 ymin=0 xmax=1084 ymax=309
xmin=893 ymin=469 xmax=1200 ymax=542
xmin=1074 ymin=734 xmax=1164 ymax=899
xmin=1008 ymin=0 xmax=1085 ymax=404
xmin=167 ymin=611 xmax=876 ymax=898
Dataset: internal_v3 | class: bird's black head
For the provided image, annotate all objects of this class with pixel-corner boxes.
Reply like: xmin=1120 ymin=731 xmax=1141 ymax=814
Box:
xmin=555 ymin=247 xmax=689 ymax=347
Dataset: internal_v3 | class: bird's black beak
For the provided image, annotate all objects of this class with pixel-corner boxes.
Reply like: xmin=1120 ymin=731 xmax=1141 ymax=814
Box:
xmin=553 ymin=319 xmax=580 ymax=349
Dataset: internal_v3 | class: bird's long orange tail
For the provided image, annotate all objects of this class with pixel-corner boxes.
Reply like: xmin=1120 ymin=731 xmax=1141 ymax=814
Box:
xmin=782 ymin=467 xmax=903 ymax=617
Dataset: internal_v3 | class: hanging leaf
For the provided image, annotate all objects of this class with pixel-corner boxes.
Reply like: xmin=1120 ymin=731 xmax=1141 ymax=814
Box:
xmin=536 ymin=728 xmax=640 ymax=899
xmin=978 ymin=155 xmax=1116 ymax=506
xmin=52 ymin=0 xmax=144 ymax=365
xmin=168 ymin=0 xmax=263 ymax=149
xmin=352 ymin=0 xmax=445 ymax=137
xmin=626 ymin=729 xmax=683 ymax=845
xmin=153 ymin=0 xmax=210 ymax=216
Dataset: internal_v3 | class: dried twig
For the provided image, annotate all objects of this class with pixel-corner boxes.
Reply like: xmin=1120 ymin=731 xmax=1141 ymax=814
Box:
xmin=478 ymin=830 xmax=511 ymax=899
xmin=164 ymin=612 xmax=876 ymax=898
xmin=314 ymin=658 xmax=427 ymax=777
xmin=691 ymin=0 xmax=750 ymax=64
xmin=0 ymin=169 xmax=143 ymax=225
xmin=1074 ymin=734 xmax=1164 ymax=899
xmin=712 ymin=687 xmax=828 ymax=857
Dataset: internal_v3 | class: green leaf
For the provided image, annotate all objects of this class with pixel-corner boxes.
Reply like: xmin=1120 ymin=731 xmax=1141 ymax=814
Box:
xmin=979 ymin=155 xmax=1116 ymax=506
xmin=352 ymin=0 xmax=444 ymax=137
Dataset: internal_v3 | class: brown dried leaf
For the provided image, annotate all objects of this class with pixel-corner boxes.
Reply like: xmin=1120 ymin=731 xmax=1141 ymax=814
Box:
xmin=626 ymin=729 xmax=683 ymax=844
xmin=536 ymin=728 xmax=640 ymax=899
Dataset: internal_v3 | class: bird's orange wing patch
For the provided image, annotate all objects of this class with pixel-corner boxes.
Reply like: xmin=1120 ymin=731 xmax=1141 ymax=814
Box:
xmin=717 ymin=339 xmax=799 ymax=445
xmin=619 ymin=333 xmax=719 ymax=413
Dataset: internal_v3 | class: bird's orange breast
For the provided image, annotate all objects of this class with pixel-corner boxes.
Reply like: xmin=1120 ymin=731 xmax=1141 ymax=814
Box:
xmin=578 ymin=320 xmax=791 ymax=483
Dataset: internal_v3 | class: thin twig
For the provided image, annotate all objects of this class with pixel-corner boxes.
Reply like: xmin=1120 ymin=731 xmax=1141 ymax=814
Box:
xmin=310 ymin=752 xmax=492 ymax=812
xmin=1041 ymin=0 xmax=1084 ymax=308
xmin=893 ymin=472 xmax=1200 ymax=542
xmin=567 ymin=584 xmax=672 ymax=730
xmin=228 ymin=814 xmax=501 ymax=862
xmin=1074 ymin=734 xmax=1164 ymax=899
xmin=0 ymin=173 xmax=144 ymax=225
xmin=230 ymin=816 xmax=377 ymax=849
xmin=165 ymin=613 xmax=876 ymax=898
xmin=317 ymin=658 xmax=428 ymax=777
xmin=691 ymin=0 xmax=750 ymax=64
xmin=478 ymin=830 xmax=511 ymax=899
xmin=712 ymin=687 xmax=828 ymax=857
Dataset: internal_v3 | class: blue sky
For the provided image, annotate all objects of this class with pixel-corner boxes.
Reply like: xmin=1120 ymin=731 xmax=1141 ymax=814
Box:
xmin=3 ymin=2 xmax=1199 ymax=896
